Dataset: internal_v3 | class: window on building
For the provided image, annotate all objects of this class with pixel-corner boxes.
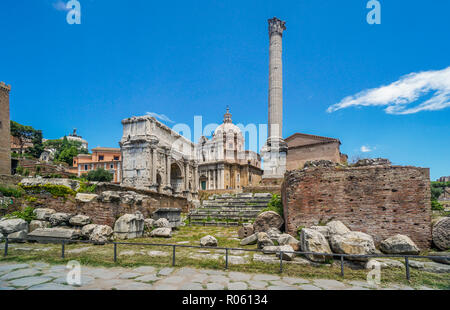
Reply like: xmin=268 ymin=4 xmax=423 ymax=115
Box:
xmin=84 ymin=164 xmax=88 ymax=171
xmin=110 ymin=164 xmax=114 ymax=169
xmin=99 ymin=155 xmax=104 ymax=161
xmin=114 ymin=156 xmax=119 ymax=161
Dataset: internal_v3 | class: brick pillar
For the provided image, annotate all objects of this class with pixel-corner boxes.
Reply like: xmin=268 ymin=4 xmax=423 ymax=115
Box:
xmin=0 ymin=82 xmax=11 ymax=175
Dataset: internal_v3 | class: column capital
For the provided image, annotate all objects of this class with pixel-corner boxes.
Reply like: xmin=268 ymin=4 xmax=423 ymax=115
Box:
xmin=268 ymin=17 xmax=286 ymax=37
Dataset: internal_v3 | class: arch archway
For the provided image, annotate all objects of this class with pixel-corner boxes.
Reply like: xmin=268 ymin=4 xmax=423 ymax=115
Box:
xmin=156 ymin=173 xmax=162 ymax=193
xmin=170 ymin=162 xmax=183 ymax=193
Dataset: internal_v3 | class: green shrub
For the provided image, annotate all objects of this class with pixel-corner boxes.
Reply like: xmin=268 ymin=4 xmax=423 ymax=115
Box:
xmin=431 ymin=200 xmax=444 ymax=211
xmin=297 ymin=226 xmax=305 ymax=237
xmin=4 ymin=206 xmax=36 ymax=223
xmin=85 ymin=168 xmax=113 ymax=182
xmin=19 ymin=183 xmax=76 ymax=198
xmin=260 ymin=194 xmax=283 ymax=217
xmin=77 ymin=181 xmax=97 ymax=193
xmin=0 ymin=185 xmax=25 ymax=198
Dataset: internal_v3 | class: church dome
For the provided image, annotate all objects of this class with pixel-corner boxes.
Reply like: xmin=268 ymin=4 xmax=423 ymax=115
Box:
xmin=214 ymin=107 xmax=242 ymax=136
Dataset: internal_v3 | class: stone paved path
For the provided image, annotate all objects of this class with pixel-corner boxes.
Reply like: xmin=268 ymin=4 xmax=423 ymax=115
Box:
xmin=0 ymin=262 xmax=434 ymax=290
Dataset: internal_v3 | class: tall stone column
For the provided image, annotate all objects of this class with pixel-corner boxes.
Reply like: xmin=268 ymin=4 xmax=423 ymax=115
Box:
xmin=164 ymin=148 xmax=172 ymax=193
xmin=262 ymin=17 xmax=288 ymax=180
xmin=0 ymin=82 xmax=11 ymax=175
xmin=268 ymin=17 xmax=285 ymax=140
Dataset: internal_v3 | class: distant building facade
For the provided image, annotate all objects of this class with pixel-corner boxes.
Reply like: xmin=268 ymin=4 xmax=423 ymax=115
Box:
xmin=62 ymin=129 xmax=88 ymax=150
xmin=0 ymin=82 xmax=11 ymax=175
xmin=285 ymin=133 xmax=348 ymax=171
xmin=197 ymin=108 xmax=262 ymax=190
xmin=70 ymin=147 xmax=122 ymax=183
xmin=437 ymin=176 xmax=450 ymax=183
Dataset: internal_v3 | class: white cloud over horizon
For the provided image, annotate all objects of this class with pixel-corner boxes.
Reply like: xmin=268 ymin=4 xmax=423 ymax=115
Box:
xmin=146 ymin=112 xmax=175 ymax=123
xmin=360 ymin=145 xmax=375 ymax=153
xmin=327 ymin=66 xmax=450 ymax=115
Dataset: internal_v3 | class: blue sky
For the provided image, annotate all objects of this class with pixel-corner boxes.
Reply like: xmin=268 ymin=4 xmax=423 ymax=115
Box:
xmin=1 ymin=0 xmax=449 ymax=180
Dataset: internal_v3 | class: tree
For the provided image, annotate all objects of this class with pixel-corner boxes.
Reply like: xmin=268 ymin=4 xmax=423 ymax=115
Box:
xmin=58 ymin=146 xmax=79 ymax=166
xmin=44 ymin=136 xmax=89 ymax=165
xmin=85 ymin=168 xmax=113 ymax=182
xmin=10 ymin=121 xmax=44 ymax=158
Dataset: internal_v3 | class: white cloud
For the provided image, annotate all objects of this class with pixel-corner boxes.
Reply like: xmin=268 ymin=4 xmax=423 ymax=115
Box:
xmin=327 ymin=67 xmax=450 ymax=115
xmin=52 ymin=0 xmax=70 ymax=11
xmin=360 ymin=145 xmax=375 ymax=153
xmin=146 ymin=112 xmax=174 ymax=123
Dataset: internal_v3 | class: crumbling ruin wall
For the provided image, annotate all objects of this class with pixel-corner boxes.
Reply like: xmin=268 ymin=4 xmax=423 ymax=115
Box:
xmin=282 ymin=164 xmax=432 ymax=249
xmin=17 ymin=184 xmax=191 ymax=227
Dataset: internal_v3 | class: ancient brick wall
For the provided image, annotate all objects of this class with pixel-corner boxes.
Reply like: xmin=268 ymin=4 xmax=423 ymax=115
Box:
xmin=282 ymin=165 xmax=432 ymax=249
xmin=0 ymin=83 xmax=11 ymax=175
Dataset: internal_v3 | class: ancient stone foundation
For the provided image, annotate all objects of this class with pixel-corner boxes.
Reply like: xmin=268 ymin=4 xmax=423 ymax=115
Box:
xmin=282 ymin=164 xmax=432 ymax=249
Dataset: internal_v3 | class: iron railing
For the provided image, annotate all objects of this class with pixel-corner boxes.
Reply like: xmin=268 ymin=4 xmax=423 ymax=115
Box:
xmin=1 ymin=236 xmax=448 ymax=281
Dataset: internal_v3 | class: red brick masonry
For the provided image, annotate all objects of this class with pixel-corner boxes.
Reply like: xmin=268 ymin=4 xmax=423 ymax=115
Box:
xmin=282 ymin=165 xmax=432 ymax=249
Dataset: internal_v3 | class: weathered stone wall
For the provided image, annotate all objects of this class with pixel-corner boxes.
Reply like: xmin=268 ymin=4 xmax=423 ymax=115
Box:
xmin=18 ymin=184 xmax=192 ymax=227
xmin=0 ymin=82 xmax=11 ymax=175
xmin=282 ymin=165 xmax=432 ymax=249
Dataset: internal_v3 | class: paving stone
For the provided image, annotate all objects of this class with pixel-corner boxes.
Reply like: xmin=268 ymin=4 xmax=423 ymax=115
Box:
xmin=345 ymin=286 xmax=371 ymax=290
xmin=9 ymin=276 xmax=53 ymax=288
xmin=134 ymin=274 xmax=159 ymax=283
xmin=206 ymin=282 xmax=224 ymax=290
xmin=160 ymin=276 xmax=186 ymax=284
xmin=84 ymin=279 xmax=123 ymax=290
xmin=119 ymin=272 xmax=141 ymax=279
xmin=54 ymin=275 xmax=95 ymax=286
xmin=206 ymin=275 xmax=229 ymax=284
xmin=153 ymin=284 xmax=178 ymax=290
xmin=282 ymin=277 xmax=310 ymax=285
xmin=48 ymin=265 xmax=67 ymax=273
xmin=201 ymin=269 xmax=226 ymax=276
xmin=313 ymin=279 xmax=349 ymax=290
xmin=32 ymin=262 xmax=50 ymax=269
xmin=253 ymin=274 xmax=280 ymax=281
xmin=174 ymin=267 xmax=200 ymax=276
xmin=83 ymin=268 xmax=122 ymax=280
xmin=298 ymin=284 xmax=322 ymax=290
xmin=28 ymin=283 xmax=75 ymax=290
xmin=0 ymin=268 xmax=41 ymax=281
xmin=346 ymin=280 xmax=378 ymax=289
xmin=113 ymin=282 xmax=154 ymax=290
xmin=180 ymin=282 xmax=204 ymax=290
xmin=132 ymin=266 xmax=156 ymax=274
xmin=247 ymin=280 xmax=268 ymax=289
xmin=267 ymin=285 xmax=298 ymax=290
xmin=228 ymin=272 xmax=251 ymax=282
xmin=191 ymin=273 xmax=208 ymax=283
xmin=0 ymin=263 xmax=29 ymax=274
xmin=228 ymin=282 xmax=248 ymax=290
xmin=158 ymin=267 xmax=174 ymax=276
